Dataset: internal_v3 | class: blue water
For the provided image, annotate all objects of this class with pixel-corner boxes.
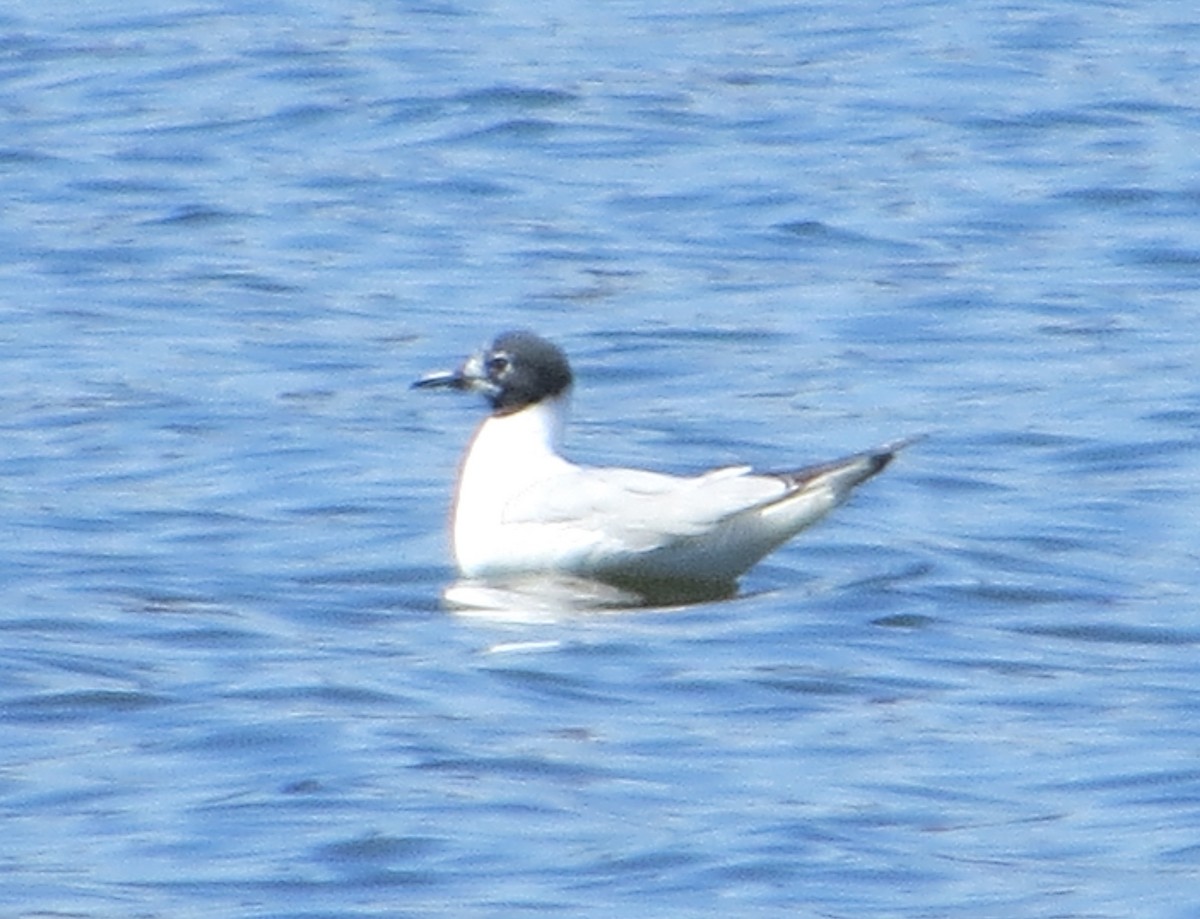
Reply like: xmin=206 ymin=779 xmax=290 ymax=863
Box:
xmin=4 ymin=0 xmax=1200 ymax=915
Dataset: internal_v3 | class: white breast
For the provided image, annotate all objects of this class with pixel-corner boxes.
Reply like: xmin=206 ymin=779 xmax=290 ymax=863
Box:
xmin=452 ymin=395 xmax=579 ymax=577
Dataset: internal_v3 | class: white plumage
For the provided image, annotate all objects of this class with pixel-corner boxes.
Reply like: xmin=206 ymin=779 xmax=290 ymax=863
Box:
xmin=415 ymin=331 xmax=912 ymax=601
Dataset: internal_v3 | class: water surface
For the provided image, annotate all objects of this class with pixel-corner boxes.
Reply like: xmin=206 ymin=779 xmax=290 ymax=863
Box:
xmin=3 ymin=1 xmax=1200 ymax=916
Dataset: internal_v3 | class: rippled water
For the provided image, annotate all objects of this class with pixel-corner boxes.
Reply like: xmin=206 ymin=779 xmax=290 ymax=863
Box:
xmin=4 ymin=1 xmax=1200 ymax=916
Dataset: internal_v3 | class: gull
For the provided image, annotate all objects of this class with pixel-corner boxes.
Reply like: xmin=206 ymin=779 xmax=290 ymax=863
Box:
xmin=414 ymin=330 xmax=914 ymax=603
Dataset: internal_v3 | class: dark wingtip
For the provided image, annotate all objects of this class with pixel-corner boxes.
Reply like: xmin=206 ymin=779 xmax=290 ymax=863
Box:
xmin=866 ymin=449 xmax=895 ymax=476
xmin=869 ymin=433 xmax=927 ymax=469
xmin=775 ymin=434 xmax=924 ymax=489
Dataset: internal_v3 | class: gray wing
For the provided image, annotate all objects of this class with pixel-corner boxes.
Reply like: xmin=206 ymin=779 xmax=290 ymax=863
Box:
xmin=501 ymin=464 xmax=791 ymax=551
xmin=503 ymin=437 xmax=919 ymax=554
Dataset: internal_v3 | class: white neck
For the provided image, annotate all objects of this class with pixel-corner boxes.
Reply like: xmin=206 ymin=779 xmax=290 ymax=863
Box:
xmin=452 ymin=392 xmax=575 ymax=570
xmin=480 ymin=391 xmax=570 ymax=459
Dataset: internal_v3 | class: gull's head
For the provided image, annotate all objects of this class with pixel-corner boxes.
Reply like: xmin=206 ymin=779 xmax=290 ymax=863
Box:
xmin=413 ymin=330 xmax=574 ymax=415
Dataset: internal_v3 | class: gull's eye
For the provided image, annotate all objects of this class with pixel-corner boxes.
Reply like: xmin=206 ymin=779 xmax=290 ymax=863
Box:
xmin=487 ymin=353 xmax=510 ymax=378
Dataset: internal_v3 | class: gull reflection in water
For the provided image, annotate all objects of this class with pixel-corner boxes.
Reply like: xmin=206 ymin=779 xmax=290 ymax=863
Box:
xmin=443 ymin=573 xmax=735 ymax=622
